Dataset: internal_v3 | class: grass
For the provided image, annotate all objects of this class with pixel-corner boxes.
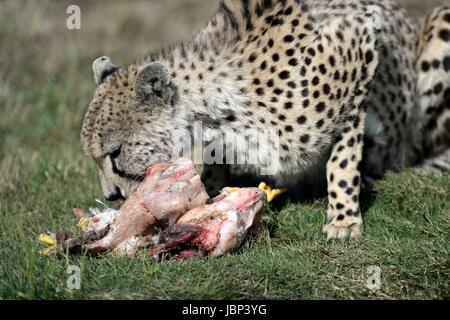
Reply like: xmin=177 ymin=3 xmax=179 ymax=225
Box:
xmin=1 ymin=166 xmax=449 ymax=299
xmin=0 ymin=0 xmax=449 ymax=300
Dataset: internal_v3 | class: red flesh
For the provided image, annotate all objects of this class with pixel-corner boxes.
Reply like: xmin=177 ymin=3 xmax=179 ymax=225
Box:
xmin=87 ymin=158 xmax=209 ymax=253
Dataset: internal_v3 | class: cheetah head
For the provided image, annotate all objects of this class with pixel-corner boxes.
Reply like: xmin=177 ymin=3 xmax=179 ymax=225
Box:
xmin=81 ymin=56 xmax=178 ymax=200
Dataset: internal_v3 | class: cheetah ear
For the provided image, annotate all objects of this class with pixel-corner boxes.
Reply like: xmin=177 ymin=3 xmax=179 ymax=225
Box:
xmin=92 ymin=56 xmax=118 ymax=85
xmin=134 ymin=62 xmax=176 ymax=105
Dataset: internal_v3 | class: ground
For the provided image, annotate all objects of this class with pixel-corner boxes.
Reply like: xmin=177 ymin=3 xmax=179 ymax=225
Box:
xmin=0 ymin=0 xmax=449 ymax=299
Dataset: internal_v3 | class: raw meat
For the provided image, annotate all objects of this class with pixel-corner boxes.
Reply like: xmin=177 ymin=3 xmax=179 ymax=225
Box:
xmin=86 ymin=158 xmax=209 ymax=254
xmin=148 ymin=187 xmax=266 ymax=259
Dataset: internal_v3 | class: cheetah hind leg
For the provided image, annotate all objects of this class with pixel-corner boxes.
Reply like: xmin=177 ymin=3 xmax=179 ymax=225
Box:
xmin=415 ymin=6 xmax=450 ymax=174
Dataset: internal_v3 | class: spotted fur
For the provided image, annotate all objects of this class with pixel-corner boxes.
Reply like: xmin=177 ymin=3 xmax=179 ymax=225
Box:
xmin=416 ymin=6 xmax=450 ymax=173
xmin=81 ymin=0 xmax=450 ymax=240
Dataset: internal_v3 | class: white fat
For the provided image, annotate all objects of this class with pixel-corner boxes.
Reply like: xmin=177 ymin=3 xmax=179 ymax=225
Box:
xmin=113 ymin=237 xmax=140 ymax=256
xmin=85 ymin=209 xmax=120 ymax=233
xmin=211 ymin=211 xmax=241 ymax=257
xmin=211 ymin=208 xmax=258 ymax=257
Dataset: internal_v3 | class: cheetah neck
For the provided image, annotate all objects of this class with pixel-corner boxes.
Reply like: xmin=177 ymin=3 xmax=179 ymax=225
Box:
xmin=139 ymin=44 xmax=250 ymax=143
xmin=134 ymin=1 xmax=275 ymax=153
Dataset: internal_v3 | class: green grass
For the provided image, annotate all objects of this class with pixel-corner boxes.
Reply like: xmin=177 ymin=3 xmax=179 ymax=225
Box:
xmin=0 ymin=162 xmax=449 ymax=299
xmin=0 ymin=0 xmax=449 ymax=300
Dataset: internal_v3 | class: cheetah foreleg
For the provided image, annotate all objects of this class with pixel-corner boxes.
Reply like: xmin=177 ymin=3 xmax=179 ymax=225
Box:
xmin=323 ymin=112 xmax=365 ymax=240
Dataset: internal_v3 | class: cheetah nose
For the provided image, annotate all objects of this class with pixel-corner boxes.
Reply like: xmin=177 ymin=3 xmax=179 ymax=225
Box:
xmin=105 ymin=186 xmax=125 ymax=201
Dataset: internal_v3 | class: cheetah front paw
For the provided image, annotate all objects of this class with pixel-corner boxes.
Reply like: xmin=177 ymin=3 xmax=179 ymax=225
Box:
xmin=322 ymin=219 xmax=363 ymax=241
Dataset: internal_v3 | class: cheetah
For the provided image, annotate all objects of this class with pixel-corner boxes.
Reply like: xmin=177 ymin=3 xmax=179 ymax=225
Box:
xmin=416 ymin=6 xmax=450 ymax=172
xmin=81 ymin=0 xmax=450 ymax=240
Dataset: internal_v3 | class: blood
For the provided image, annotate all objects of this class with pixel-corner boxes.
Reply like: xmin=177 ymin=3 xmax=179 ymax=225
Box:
xmin=148 ymin=224 xmax=200 ymax=257
xmin=191 ymin=220 xmax=221 ymax=252
xmin=148 ymin=220 xmax=221 ymax=259
xmin=174 ymin=249 xmax=196 ymax=259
